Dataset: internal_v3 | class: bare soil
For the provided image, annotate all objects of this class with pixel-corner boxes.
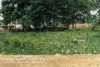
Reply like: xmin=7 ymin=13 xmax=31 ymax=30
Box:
xmin=0 ymin=55 xmax=100 ymax=67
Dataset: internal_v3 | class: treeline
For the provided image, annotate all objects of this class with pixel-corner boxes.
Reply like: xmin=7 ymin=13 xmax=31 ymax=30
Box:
xmin=1 ymin=0 xmax=98 ymax=31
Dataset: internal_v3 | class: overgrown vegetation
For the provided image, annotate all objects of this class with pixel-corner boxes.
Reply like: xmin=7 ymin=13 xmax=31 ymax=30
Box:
xmin=0 ymin=29 xmax=100 ymax=55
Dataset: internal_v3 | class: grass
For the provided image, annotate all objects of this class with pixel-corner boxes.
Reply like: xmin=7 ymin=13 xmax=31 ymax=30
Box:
xmin=0 ymin=29 xmax=100 ymax=55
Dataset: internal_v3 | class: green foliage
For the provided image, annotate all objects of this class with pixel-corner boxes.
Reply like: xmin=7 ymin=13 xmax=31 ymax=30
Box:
xmin=1 ymin=0 xmax=97 ymax=30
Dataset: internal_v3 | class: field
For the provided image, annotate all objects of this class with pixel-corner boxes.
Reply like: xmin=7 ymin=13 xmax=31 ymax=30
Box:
xmin=0 ymin=29 xmax=100 ymax=55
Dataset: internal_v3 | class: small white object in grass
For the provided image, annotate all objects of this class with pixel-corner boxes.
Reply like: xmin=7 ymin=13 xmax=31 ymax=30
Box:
xmin=73 ymin=39 xmax=85 ymax=43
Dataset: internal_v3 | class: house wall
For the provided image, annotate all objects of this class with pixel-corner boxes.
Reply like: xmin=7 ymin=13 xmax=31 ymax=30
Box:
xmin=69 ymin=23 xmax=92 ymax=29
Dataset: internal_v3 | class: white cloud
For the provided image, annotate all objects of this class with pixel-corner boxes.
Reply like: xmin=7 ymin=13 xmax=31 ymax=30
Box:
xmin=0 ymin=0 xmax=2 ymax=9
xmin=0 ymin=0 xmax=3 ymax=20
xmin=90 ymin=9 xmax=99 ymax=15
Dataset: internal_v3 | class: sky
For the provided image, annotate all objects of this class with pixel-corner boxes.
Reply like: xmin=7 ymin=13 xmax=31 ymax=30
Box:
xmin=0 ymin=0 xmax=3 ymax=20
xmin=0 ymin=0 xmax=1 ymax=9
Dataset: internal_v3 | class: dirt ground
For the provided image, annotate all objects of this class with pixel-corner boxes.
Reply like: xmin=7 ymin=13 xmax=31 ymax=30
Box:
xmin=0 ymin=54 xmax=100 ymax=67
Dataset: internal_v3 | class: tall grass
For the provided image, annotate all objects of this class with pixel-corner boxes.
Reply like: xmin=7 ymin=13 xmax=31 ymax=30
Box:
xmin=0 ymin=29 xmax=100 ymax=54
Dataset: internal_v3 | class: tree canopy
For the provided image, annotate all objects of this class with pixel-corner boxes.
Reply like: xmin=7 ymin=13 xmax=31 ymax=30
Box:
xmin=1 ymin=0 xmax=97 ymax=30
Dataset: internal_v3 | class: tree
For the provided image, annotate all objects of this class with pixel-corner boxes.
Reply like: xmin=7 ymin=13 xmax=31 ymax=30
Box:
xmin=1 ymin=0 xmax=97 ymax=31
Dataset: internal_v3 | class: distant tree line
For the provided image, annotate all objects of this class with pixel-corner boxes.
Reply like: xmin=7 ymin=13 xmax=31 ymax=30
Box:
xmin=1 ymin=0 xmax=98 ymax=31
